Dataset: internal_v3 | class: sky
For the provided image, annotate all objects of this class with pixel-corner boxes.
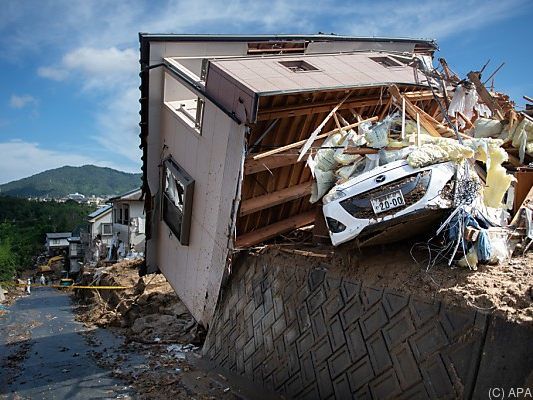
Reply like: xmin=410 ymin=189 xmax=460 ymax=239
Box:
xmin=0 ymin=0 xmax=531 ymax=184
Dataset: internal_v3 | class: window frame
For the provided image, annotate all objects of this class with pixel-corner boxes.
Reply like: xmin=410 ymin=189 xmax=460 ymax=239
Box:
xmin=161 ymin=157 xmax=195 ymax=246
xmin=102 ymin=223 xmax=113 ymax=236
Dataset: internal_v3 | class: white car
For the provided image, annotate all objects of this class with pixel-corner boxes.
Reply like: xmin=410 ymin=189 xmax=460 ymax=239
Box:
xmin=322 ymin=160 xmax=456 ymax=246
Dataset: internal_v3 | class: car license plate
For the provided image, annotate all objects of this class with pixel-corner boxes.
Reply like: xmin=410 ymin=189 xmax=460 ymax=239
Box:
xmin=371 ymin=190 xmax=405 ymax=214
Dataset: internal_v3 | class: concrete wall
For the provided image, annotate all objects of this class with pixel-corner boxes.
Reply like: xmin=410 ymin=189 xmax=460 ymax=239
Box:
xmin=203 ymin=250 xmax=533 ymax=399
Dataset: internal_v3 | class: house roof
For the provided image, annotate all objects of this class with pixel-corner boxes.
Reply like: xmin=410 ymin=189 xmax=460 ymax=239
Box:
xmin=207 ymin=52 xmax=429 ymax=96
xmin=88 ymin=204 xmax=112 ymax=219
xmin=138 ymin=33 xmax=438 ymax=49
xmin=46 ymin=232 xmax=71 ymax=239
xmin=109 ymin=188 xmax=143 ymax=202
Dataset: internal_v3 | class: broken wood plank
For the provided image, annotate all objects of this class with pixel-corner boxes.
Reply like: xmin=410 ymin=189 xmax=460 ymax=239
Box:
xmin=510 ymin=185 xmax=533 ymax=226
xmin=467 ymin=71 xmax=505 ymax=120
xmin=252 ymin=116 xmax=378 ymax=160
xmin=457 ymin=111 xmax=474 ymax=129
xmin=244 ymin=153 xmax=301 ymax=175
xmin=235 ymin=210 xmax=316 ymax=248
xmin=438 ymin=58 xmax=460 ymax=83
xmin=389 ymin=85 xmax=442 ymax=137
xmin=239 ymin=181 xmax=313 ymax=216
xmin=298 ymin=91 xmax=353 ymax=161
xmin=278 ymin=248 xmax=332 ymax=258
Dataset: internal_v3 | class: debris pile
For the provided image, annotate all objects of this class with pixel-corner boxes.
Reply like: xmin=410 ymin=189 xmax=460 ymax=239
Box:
xmin=298 ymin=59 xmax=533 ymax=269
xmin=74 ymin=259 xmax=203 ymax=345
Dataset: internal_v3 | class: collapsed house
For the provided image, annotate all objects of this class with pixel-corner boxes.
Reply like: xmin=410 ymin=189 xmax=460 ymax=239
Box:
xmin=139 ymin=34 xmax=531 ymax=326
xmin=138 ymin=33 xmax=532 ymax=399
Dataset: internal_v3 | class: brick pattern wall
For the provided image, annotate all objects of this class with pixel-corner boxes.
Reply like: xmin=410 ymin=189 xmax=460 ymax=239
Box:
xmin=203 ymin=251 xmax=531 ymax=399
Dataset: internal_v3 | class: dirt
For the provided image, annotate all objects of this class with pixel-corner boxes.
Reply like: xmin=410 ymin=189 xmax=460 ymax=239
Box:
xmin=258 ymin=242 xmax=533 ymax=324
xmin=73 ymin=259 xmax=204 ymax=345
xmin=70 ymin=259 xmax=273 ymax=399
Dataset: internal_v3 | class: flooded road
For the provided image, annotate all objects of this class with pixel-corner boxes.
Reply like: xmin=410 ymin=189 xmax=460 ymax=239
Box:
xmin=0 ymin=287 xmax=133 ymax=399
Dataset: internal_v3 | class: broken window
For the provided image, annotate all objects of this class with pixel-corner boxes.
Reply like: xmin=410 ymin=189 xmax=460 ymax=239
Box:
xmin=247 ymin=41 xmax=307 ymax=55
xmin=162 ymin=157 xmax=195 ymax=245
xmin=279 ymin=60 xmax=319 ymax=73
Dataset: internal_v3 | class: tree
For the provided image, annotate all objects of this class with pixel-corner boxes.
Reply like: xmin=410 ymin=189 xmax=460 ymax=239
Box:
xmin=0 ymin=238 xmax=16 ymax=281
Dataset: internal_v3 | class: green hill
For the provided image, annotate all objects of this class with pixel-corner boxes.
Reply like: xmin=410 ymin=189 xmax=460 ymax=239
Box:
xmin=0 ymin=165 xmax=142 ymax=198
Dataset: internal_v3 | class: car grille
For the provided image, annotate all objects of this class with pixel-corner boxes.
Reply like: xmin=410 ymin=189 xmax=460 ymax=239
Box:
xmin=340 ymin=170 xmax=431 ymax=219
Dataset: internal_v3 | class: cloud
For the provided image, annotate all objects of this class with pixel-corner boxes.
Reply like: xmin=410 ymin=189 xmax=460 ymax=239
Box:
xmin=93 ymin=86 xmax=142 ymax=163
xmin=39 ymin=46 xmax=138 ymax=90
xmin=9 ymin=94 xmax=37 ymax=109
xmin=0 ymin=140 xmax=135 ymax=184
xmin=37 ymin=66 xmax=69 ymax=81
xmin=339 ymin=0 xmax=526 ymax=39
xmin=5 ymin=0 xmax=528 ymax=169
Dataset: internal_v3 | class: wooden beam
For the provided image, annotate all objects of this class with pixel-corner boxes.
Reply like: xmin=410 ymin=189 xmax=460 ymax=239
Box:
xmin=467 ymin=71 xmax=505 ymax=120
xmin=239 ymin=181 xmax=313 ymax=216
xmin=235 ymin=210 xmax=316 ymax=248
xmin=457 ymin=111 xmax=474 ymax=129
xmin=256 ymin=91 xmax=436 ymax=121
xmin=252 ymin=116 xmax=378 ymax=160
xmin=389 ymin=85 xmax=442 ymax=137
xmin=244 ymin=153 xmax=301 ymax=175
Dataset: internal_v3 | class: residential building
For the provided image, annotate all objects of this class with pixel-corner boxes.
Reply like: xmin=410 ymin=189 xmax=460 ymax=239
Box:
xmin=87 ymin=204 xmax=113 ymax=245
xmin=45 ymin=232 xmax=71 ymax=255
xmin=67 ymin=236 xmax=83 ymax=277
xmin=109 ymin=188 xmax=145 ymax=252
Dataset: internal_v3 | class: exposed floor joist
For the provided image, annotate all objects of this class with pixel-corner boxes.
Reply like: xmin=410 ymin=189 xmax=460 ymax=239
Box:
xmin=256 ymin=91 xmax=436 ymax=121
xmin=244 ymin=153 xmax=302 ymax=175
xmin=239 ymin=181 xmax=313 ymax=216
xmin=235 ymin=210 xmax=316 ymax=248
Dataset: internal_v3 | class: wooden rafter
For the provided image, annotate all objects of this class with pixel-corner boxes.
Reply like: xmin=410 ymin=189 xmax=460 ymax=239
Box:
xmin=256 ymin=91 xmax=436 ymax=121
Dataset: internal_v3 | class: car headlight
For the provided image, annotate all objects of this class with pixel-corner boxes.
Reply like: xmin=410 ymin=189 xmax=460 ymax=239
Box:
xmin=323 ymin=189 xmax=347 ymax=204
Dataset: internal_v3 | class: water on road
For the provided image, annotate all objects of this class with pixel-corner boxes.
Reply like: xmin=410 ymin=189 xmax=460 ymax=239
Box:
xmin=0 ymin=287 xmax=132 ymax=399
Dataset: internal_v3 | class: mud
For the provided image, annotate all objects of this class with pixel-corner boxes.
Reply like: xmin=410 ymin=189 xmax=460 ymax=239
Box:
xmin=254 ymin=242 xmax=533 ymax=324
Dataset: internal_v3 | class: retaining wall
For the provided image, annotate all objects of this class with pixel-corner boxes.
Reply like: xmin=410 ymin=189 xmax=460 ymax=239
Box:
xmin=203 ymin=251 xmax=533 ymax=399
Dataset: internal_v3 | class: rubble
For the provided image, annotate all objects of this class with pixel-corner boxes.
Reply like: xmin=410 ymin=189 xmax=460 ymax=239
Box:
xmin=73 ymin=259 xmax=203 ymax=345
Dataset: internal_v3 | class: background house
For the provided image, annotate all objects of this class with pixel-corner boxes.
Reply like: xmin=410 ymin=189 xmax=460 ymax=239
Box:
xmin=67 ymin=236 xmax=83 ymax=277
xmin=87 ymin=204 xmax=113 ymax=245
xmin=45 ymin=232 xmax=71 ymax=255
xmin=110 ymin=188 xmax=145 ymax=253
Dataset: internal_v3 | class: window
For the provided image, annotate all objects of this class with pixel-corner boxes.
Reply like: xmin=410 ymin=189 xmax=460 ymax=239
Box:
xmin=114 ymin=204 xmax=130 ymax=225
xmin=279 ymin=60 xmax=319 ymax=73
xmin=369 ymin=56 xmax=402 ymax=68
xmin=102 ymin=223 xmax=112 ymax=235
xmin=161 ymin=157 xmax=195 ymax=245
xmin=123 ymin=204 xmax=129 ymax=224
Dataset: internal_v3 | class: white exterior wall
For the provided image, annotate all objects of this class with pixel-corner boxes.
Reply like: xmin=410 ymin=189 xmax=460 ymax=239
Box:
xmin=112 ymin=200 xmax=145 ymax=251
xmin=155 ymin=101 xmax=244 ymax=325
xmin=145 ymin=41 xmax=249 ymax=326
xmin=89 ymin=210 xmax=113 ymax=244
xmin=47 ymin=238 xmax=69 ymax=249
